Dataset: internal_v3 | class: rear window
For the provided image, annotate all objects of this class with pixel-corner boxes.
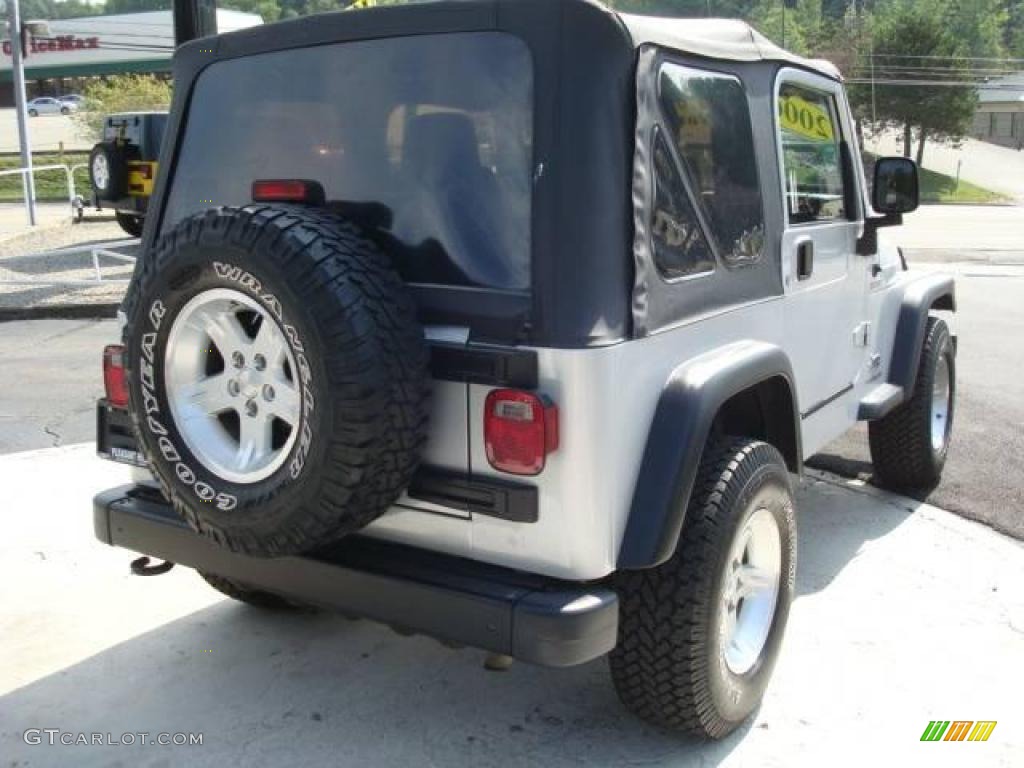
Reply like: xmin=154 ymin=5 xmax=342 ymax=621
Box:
xmin=162 ymin=32 xmax=533 ymax=291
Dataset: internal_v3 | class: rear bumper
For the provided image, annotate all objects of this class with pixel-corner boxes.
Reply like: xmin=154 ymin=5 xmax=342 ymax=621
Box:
xmin=93 ymin=485 xmax=619 ymax=667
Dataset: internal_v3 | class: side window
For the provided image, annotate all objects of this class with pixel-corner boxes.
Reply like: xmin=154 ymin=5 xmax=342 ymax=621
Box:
xmin=778 ymin=84 xmax=847 ymax=224
xmin=650 ymin=127 xmax=715 ymax=280
xmin=658 ymin=63 xmax=765 ymax=266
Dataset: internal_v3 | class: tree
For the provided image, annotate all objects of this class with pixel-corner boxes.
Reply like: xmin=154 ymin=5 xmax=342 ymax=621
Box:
xmin=72 ymin=74 xmax=173 ymax=141
xmin=850 ymin=1 xmax=977 ymax=164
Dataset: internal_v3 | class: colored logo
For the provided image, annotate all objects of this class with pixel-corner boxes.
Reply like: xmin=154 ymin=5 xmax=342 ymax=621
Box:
xmin=921 ymin=721 xmax=997 ymax=742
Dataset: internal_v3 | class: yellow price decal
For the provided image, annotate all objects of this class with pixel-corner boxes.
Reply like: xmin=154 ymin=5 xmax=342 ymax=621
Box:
xmin=779 ymin=95 xmax=834 ymax=142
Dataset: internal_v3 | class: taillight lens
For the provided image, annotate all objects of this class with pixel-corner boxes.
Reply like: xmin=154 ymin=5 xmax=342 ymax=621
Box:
xmin=103 ymin=344 xmax=129 ymax=408
xmin=251 ymin=179 xmax=325 ymax=205
xmin=484 ymin=389 xmax=558 ymax=476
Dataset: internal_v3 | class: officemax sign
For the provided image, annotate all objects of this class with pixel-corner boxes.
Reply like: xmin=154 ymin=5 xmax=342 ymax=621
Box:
xmin=2 ymin=36 xmax=100 ymax=57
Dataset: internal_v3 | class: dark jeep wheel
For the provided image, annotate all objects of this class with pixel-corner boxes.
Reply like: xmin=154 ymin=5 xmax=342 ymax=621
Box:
xmin=869 ymin=317 xmax=955 ymax=490
xmin=123 ymin=205 xmax=431 ymax=556
xmin=610 ymin=438 xmax=797 ymax=739
xmin=115 ymin=211 xmax=144 ymax=238
xmin=200 ymin=572 xmax=310 ymax=611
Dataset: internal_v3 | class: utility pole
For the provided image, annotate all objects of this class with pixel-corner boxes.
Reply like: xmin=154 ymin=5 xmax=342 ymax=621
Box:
xmin=6 ymin=0 xmax=37 ymax=225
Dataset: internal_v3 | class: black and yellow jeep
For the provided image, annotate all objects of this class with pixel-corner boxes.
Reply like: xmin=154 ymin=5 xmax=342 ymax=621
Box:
xmin=88 ymin=112 xmax=168 ymax=237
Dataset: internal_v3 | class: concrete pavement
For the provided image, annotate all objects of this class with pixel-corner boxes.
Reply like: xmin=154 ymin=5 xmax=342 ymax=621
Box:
xmin=0 ymin=443 xmax=1021 ymax=767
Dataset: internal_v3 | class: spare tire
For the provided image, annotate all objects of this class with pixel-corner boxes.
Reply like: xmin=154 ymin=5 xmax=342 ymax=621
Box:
xmin=122 ymin=205 xmax=431 ymax=556
xmin=89 ymin=141 xmax=129 ymax=200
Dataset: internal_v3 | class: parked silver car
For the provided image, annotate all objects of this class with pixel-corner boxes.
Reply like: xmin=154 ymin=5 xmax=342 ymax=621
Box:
xmin=26 ymin=97 xmax=76 ymax=116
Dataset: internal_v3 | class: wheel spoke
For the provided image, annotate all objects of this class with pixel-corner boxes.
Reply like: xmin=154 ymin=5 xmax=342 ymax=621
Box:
xmin=735 ymin=564 xmax=774 ymax=599
xmin=268 ymin=380 xmax=301 ymax=426
xmin=179 ymin=373 xmax=235 ymax=418
xmin=196 ymin=307 xmax=249 ymax=355
xmin=237 ymin=413 xmax=274 ymax=468
xmin=252 ymin=317 xmax=288 ymax=369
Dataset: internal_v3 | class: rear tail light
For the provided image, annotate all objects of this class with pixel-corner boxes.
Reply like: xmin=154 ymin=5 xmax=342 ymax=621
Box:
xmin=251 ymin=179 xmax=325 ymax=205
xmin=484 ymin=389 xmax=558 ymax=476
xmin=103 ymin=344 xmax=129 ymax=408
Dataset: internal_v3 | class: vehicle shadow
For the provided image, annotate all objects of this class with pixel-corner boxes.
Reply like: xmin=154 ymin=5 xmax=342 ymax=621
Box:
xmin=1 ymin=477 xmax=915 ymax=767
xmin=793 ymin=472 xmax=915 ymax=597
xmin=0 ymin=597 xmax=750 ymax=767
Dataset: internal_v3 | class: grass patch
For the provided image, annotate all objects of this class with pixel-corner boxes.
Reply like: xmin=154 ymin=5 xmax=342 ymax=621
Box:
xmin=863 ymin=151 xmax=1008 ymax=205
xmin=0 ymin=153 xmax=90 ymax=203
xmin=917 ymin=165 xmax=1009 ymax=204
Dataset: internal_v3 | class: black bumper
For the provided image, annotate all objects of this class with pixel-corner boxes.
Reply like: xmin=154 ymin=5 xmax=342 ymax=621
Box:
xmin=93 ymin=486 xmax=619 ymax=667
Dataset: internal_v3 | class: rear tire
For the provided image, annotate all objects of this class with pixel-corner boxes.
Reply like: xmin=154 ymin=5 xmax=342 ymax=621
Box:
xmin=28 ymin=109 xmax=38 ymax=117
xmin=200 ymin=572 xmax=309 ymax=611
xmin=869 ymin=317 xmax=954 ymax=490
xmin=610 ymin=438 xmax=797 ymax=739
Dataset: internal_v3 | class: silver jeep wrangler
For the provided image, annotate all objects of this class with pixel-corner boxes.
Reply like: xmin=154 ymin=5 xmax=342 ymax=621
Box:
xmin=95 ymin=0 xmax=955 ymax=739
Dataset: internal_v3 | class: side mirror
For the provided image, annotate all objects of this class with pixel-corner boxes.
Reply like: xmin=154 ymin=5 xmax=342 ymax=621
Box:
xmin=872 ymin=156 xmax=919 ymax=215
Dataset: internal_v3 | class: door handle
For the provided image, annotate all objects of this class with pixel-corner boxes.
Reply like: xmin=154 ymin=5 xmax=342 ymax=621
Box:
xmin=796 ymin=239 xmax=814 ymax=281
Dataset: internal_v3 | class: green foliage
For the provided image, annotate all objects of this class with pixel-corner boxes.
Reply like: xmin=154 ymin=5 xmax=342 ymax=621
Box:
xmin=848 ymin=1 xmax=977 ymax=161
xmin=14 ymin=0 xmax=99 ymax=20
xmin=72 ymin=74 xmax=173 ymax=142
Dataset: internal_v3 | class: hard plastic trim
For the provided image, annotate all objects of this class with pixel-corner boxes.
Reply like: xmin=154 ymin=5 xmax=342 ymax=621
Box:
xmin=93 ymin=486 xmax=617 ymax=667
xmin=618 ymin=341 xmax=800 ymax=569
xmin=888 ymin=274 xmax=956 ymax=394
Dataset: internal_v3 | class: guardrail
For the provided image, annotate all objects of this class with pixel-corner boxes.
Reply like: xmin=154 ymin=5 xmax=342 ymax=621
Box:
xmin=0 ymin=239 xmax=138 ymax=288
xmin=0 ymin=163 xmax=83 ymax=225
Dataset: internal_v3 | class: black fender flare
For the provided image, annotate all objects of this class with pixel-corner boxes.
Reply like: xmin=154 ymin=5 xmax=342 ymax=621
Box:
xmin=888 ymin=273 xmax=956 ymax=395
xmin=617 ymin=341 xmax=801 ymax=570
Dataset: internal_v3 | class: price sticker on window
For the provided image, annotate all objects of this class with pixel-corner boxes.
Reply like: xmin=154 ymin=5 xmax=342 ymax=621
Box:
xmin=779 ymin=94 xmax=834 ymax=142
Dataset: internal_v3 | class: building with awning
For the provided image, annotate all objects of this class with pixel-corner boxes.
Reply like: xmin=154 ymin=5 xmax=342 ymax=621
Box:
xmin=0 ymin=9 xmax=262 ymax=107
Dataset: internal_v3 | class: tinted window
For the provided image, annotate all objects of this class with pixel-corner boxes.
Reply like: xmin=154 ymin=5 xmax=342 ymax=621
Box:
xmin=650 ymin=128 xmax=715 ymax=280
xmin=163 ymin=32 xmax=533 ymax=291
xmin=658 ymin=63 xmax=764 ymax=266
xmin=778 ymin=84 xmax=847 ymax=224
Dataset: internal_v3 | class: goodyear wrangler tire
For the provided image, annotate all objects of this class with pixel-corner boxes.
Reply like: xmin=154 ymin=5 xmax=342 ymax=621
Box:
xmin=123 ymin=205 xmax=430 ymax=556
xmin=610 ymin=438 xmax=796 ymax=739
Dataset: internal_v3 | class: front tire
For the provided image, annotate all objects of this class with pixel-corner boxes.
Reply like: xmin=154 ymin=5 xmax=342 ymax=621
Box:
xmin=869 ymin=317 xmax=955 ymax=490
xmin=610 ymin=438 xmax=797 ymax=739
xmin=28 ymin=109 xmax=38 ymax=117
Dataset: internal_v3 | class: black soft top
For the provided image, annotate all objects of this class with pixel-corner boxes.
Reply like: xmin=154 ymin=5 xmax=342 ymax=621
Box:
xmin=151 ymin=0 xmax=830 ymax=347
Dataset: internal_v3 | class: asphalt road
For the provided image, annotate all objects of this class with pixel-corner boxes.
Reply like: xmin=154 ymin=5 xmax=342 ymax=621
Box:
xmin=811 ymin=260 xmax=1024 ymax=539
xmin=1 ymin=445 xmax=1020 ymax=767
xmin=0 ymin=318 xmax=113 ymax=453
